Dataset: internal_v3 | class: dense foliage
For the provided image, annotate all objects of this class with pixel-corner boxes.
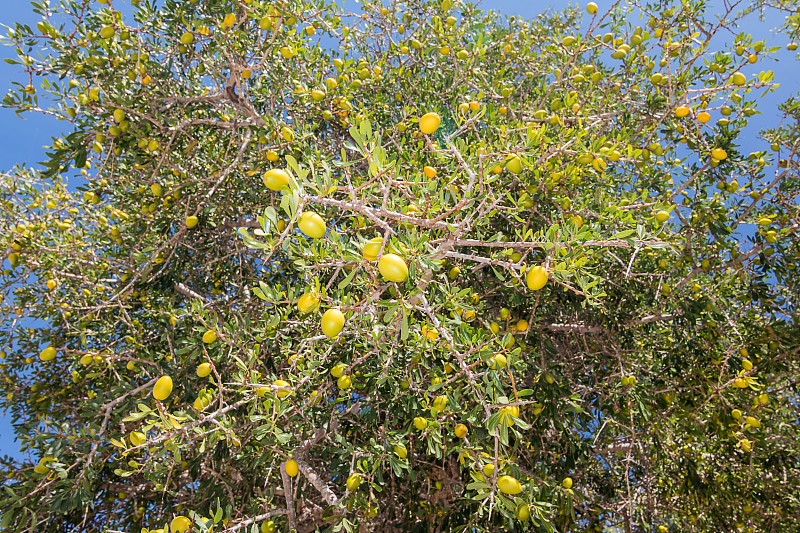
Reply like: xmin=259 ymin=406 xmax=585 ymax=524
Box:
xmin=1 ymin=0 xmax=799 ymax=532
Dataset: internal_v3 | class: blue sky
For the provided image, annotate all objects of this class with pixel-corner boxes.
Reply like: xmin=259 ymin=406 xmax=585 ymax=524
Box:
xmin=0 ymin=0 xmax=797 ymax=461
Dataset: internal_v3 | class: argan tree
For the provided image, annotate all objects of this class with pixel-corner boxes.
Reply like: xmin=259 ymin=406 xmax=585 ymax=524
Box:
xmin=1 ymin=0 xmax=799 ymax=532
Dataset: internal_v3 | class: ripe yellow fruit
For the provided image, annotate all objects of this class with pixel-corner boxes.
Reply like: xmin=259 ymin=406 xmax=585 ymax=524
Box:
xmin=419 ymin=112 xmax=441 ymax=134
xmin=697 ymin=111 xmax=711 ymax=123
xmin=526 ymin=265 xmax=548 ymax=291
xmin=321 ymin=308 xmax=345 ymax=338
xmin=362 ymin=237 xmax=383 ymax=261
xmin=586 ymin=2 xmax=598 ymax=14
xmin=516 ymin=503 xmax=531 ymax=521
xmin=732 ymin=409 xmax=742 ymax=420
xmin=128 ymin=430 xmax=147 ymax=447
xmin=433 ymin=395 xmax=448 ymax=411
xmin=732 ymin=72 xmax=746 ymax=86
xmin=171 ymin=516 xmax=192 ymax=533
xmin=285 ymin=459 xmax=299 ymax=477
xmin=261 ymin=521 xmax=275 ymax=533
xmin=675 ymin=106 xmax=690 ymax=118
xmin=273 ymin=379 xmax=291 ymax=398
xmin=346 ymin=473 xmax=361 ymax=491
xmin=153 ymin=375 xmax=173 ymax=401
xmin=655 ymin=211 xmax=670 ymax=223
xmin=331 ymin=363 xmax=347 ymax=377
xmin=414 ymin=416 xmax=428 ymax=430
xmin=196 ymin=362 xmax=212 ymax=377
xmin=310 ymin=89 xmax=326 ymax=101
xmin=185 ymin=216 xmax=199 ymax=228
xmin=298 ymin=211 xmax=326 ymax=238
xmin=202 ymin=330 xmax=217 ymax=343
xmin=515 ymin=319 xmax=528 ymax=332
xmin=378 ymin=253 xmax=409 ymax=283
xmin=482 ymin=463 xmax=495 ymax=477
xmin=745 ymin=416 xmax=761 ymax=428
xmin=337 ymin=374 xmax=352 ymax=389
xmin=562 ymin=477 xmax=573 ymax=489
xmin=423 ymin=166 xmax=437 ymax=178
xmin=263 ymin=168 xmax=290 ymax=191
xmin=39 ymin=346 xmax=57 ymax=362
xmin=488 ymin=354 xmax=507 ymax=369
xmin=454 ymin=423 xmax=467 ymax=438
xmin=499 ymin=404 xmax=519 ymax=426
xmin=498 ymin=475 xmax=523 ymax=495
xmin=711 ymin=148 xmax=727 ymax=161
xmin=505 ymin=154 xmax=523 ymax=174
xmin=393 ymin=444 xmax=407 ymax=459
xmin=297 ymin=293 xmax=320 ymax=313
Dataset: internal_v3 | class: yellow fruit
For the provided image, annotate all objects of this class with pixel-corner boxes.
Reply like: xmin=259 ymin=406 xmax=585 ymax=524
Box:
xmin=393 ymin=444 xmax=407 ymax=459
xmin=732 ymin=409 xmax=742 ymax=420
xmin=482 ymin=463 xmax=495 ymax=477
xmin=261 ymin=521 xmax=275 ymax=533
xmin=586 ymin=2 xmax=598 ymax=14
xmin=285 ymin=459 xmax=299 ymax=477
xmin=697 ymin=111 xmax=711 ymax=123
xmin=419 ymin=112 xmax=441 ymax=134
xmin=337 ymin=374 xmax=352 ymax=389
xmin=675 ymin=106 xmax=690 ymax=118
xmin=321 ymin=308 xmax=345 ymax=338
xmin=298 ymin=211 xmax=326 ymax=238
xmin=331 ymin=363 xmax=347 ymax=377
xmin=346 ymin=473 xmax=361 ymax=491
xmin=180 ymin=32 xmax=193 ymax=45
xmin=745 ymin=416 xmax=761 ymax=428
xmin=414 ymin=417 xmax=428 ymax=430
xmin=526 ymin=265 xmax=548 ymax=291
xmin=732 ymin=71 xmax=746 ymax=86
xmin=498 ymin=475 xmax=523 ymax=495
xmin=655 ymin=210 xmax=669 ymax=223
xmin=130 ymin=431 xmax=146 ymax=446
xmin=489 ymin=322 xmax=500 ymax=334
xmin=562 ymin=477 xmax=573 ymax=489
xmin=185 ymin=216 xmax=199 ymax=228
xmin=263 ymin=168 xmax=290 ymax=191
xmin=362 ymin=237 xmax=383 ymax=261
xmin=297 ymin=293 xmax=320 ymax=313
xmin=516 ymin=319 xmax=528 ymax=332
xmin=153 ymin=375 xmax=173 ymax=401
xmin=273 ymin=379 xmax=291 ymax=398
xmin=196 ymin=363 xmax=212 ymax=377
xmin=711 ymin=148 xmax=727 ymax=161
xmin=310 ymin=89 xmax=326 ymax=101
xmin=454 ymin=423 xmax=467 ymax=438
xmin=516 ymin=503 xmax=530 ymax=521
xmin=499 ymin=405 xmax=519 ymax=426
xmin=202 ymin=330 xmax=217 ymax=343
xmin=505 ymin=155 xmax=522 ymax=174
xmin=433 ymin=395 xmax=448 ymax=411
xmin=39 ymin=346 xmax=57 ymax=362
xmin=171 ymin=516 xmax=192 ymax=533
xmin=488 ymin=354 xmax=507 ymax=369
xmin=423 ymin=166 xmax=437 ymax=178
xmin=378 ymin=253 xmax=409 ymax=283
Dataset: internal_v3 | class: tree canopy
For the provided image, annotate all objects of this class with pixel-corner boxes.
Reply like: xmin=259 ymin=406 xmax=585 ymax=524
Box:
xmin=1 ymin=0 xmax=799 ymax=532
